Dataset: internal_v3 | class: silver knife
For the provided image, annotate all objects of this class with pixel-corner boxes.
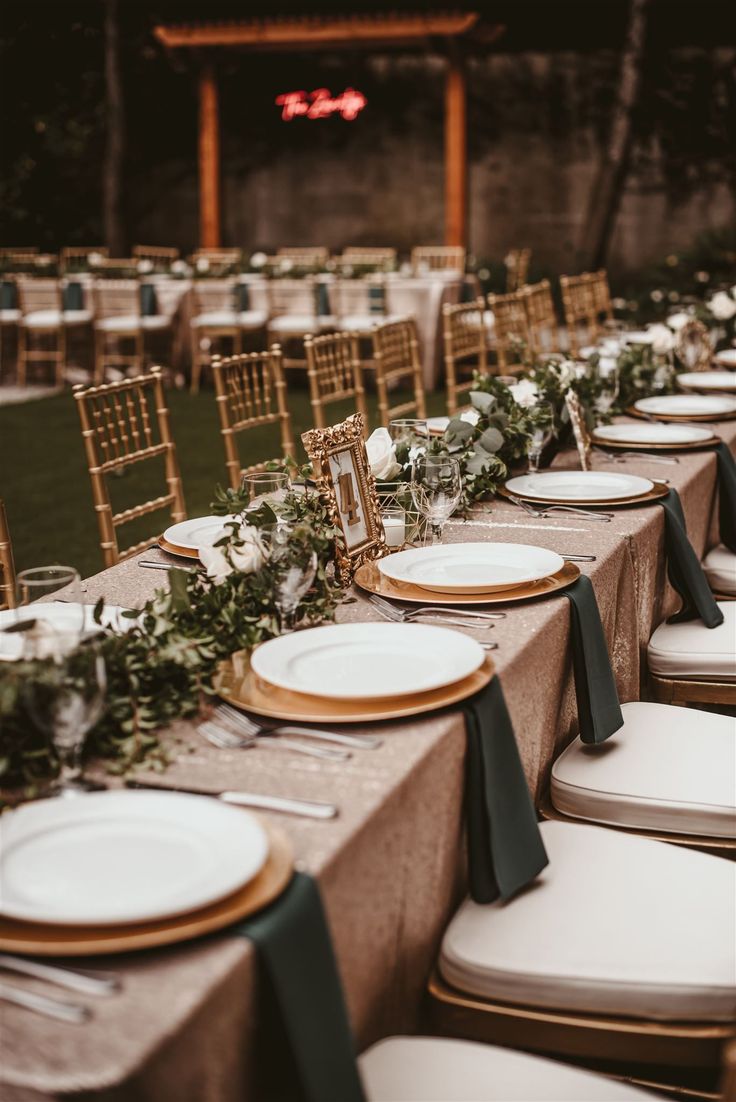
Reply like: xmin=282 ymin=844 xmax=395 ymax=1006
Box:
xmin=125 ymin=780 xmax=337 ymax=819
xmin=0 ymin=980 xmax=90 ymax=1024
xmin=0 ymin=955 xmax=120 ymax=996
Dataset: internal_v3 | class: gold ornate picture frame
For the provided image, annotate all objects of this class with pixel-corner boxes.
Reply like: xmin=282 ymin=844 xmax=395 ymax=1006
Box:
xmin=301 ymin=413 xmax=388 ymax=583
xmin=564 ymin=389 xmax=592 ymax=471
xmin=674 ymin=319 xmax=712 ymax=372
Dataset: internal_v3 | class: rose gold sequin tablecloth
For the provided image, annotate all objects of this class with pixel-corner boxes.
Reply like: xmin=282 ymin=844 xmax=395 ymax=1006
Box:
xmin=2 ymin=422 xmax=734 ymax=1102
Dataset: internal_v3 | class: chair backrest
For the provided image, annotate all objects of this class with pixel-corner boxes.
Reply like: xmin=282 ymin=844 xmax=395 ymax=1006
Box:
xmin=73 ymin=367 xmax=186 ymax=567
xmin=93 ymin=279 xmax=140 ymax=319
xmin=191 ymin=248 xmax=242 ymax=265
xmin=588 ymin=269 xmax=613 ymax=322
xmin=371 ymin=317 xmax=427 ymax=427
xmin=505 ymin=248 xmax=531 ymax=292
xmin=276 ymin=247 xmax=329 ymax=266
xmin=304 ymin=331 xmax=367 ymax=431
xmin=192 ymin=279 xmax=235 ymax=314
xmin=487 ymin=290 xmax=531 ymax=372
xmin=211 ymin=347 xmax=295 ymax=490
xmin=522 ymin=279 xmax=559 ymax=358
xmin=16 ymin=278 xmax=61 ymax=315
xmin=132 ymin=245 xmax=180 ymax=264
xmin=560 ymin=272 xmax=599 ymax=356
xmin=442 ymin=299 xmax=488 ymax=415
xmin=0 ymin=500 xmax=16 ymax=611
xmin=0 ymin=247 xmax=39 ymax=259
xmin=267 ymin=278 xmax=318 ymax=319
xmin=411 ymin=246 xmax=466 ymax=273
xmin=341 ymin=247 xmax=397 ymax=269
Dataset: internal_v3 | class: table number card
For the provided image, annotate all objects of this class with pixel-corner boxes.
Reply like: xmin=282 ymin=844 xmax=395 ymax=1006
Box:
xmin=674 ymin=319 xmax=712 ymax=372
xmin=301 ymin=413 xmax=388 ymax=583
xmin=565 ymin=389 xmax=592 ymax=471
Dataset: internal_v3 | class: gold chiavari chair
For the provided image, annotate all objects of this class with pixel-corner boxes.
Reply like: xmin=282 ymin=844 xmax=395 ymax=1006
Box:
xmin=16 ymin=277 xmax=69 ymax=387
xmin=211 ymin=347 xmax=295 ymax=491
xmin=267 ymin=278 xmax=334 ymax=371
xmin=560 ymin=272 xmax=599 ymax=357
xmin=371 ymin=317 xmax=427 ymax=427
xmin=132 ymin=246 xmax=180 ymax=267
xmin=276 ymin=247 xmax=329 ymax=267
xmin=486 ymin=290 xmax=530 ymax=374
xmin=190 ymin=279 xmax=242 ymax=394
xmin=0 ymin=500 xmax=16 ymax=611
xmin=588 ymin=269 xmax=613 ymax=323
xmin=191 ymin=248 xmax=242 ymax=266
xmin=340 ymin=247 xmax=397 ymax=269
xmin=92 ymin=279 xmax=144 ymax=383
xmin=0 ymin=247 xmax=39 ymax=259
xmin=73 ymin=367 xmax=186 ymax=567
xmin=442 ymin=300 xmax=488 ymax=416
xmin=411 ymin=246 xmax=466 ymax=273
xmin=60 ymin=246 xmax=109 ymax=271
xmin=505 ymin=248 xmax=531 ymax=293
xmin=522 ymin=279 xmax=561 ymax=359
xmin=304 ymin=330 xmax=367 ymax=432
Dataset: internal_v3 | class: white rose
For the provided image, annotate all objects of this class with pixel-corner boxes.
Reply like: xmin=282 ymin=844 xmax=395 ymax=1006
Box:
xmin=171 ymin=259 xmax=188 ymax=275
xmin=365 ymin=427 xmax=401 ymax=480
xmin=648 ymin=323 xmax=675 ymax=354
xmin=199 ymin=525 xmax=266 ymax=583
xmin=509 ymin=379 xmax=539 ymax=408
xmin=198 ymin=543 xmax=232 ymax=584
xmin=88 ymin=251 xmax=104 ymax=267
xmin=279 ymin=258 xmax=293 ymax=273
xmin=708 ymin=292 xmax=736 ymax=321
xmin=250 ymin=252 xmax=267 ymax=269
xmin=666 ymin=311 xmax=690 ymax=331
xmin=598 ymin=356 xmax=618 ymax=377
xmin=196 ymin=257 xmax=210 ymax=273
xmin=137 ymin=259 xmax=153 ymax=274
xmin=555 ymin=360 xmax=578 ymax=388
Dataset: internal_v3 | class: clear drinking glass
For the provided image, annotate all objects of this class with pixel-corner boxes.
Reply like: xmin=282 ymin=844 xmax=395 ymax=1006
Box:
xmin=527 ymin=402 xmax=555 ymax=474
xmin=263 ymin=523 xmax=318 ymax=632
xmin=411 ymin=455 xmax=462 ymax=545
xmin=595 ymin=365 xmax=620 ymax=416
xmin=241 ymin=470 xmax=290 ymax=508
xmin=388 ymin=419 xmax=429 ymax=465
xmin=14 ymin=567 xmax=84 ymax=652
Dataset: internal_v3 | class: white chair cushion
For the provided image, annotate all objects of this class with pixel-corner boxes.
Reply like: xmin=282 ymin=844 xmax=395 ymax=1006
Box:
xmin=21 ymin=310 xmax=62 ymax=328
xmin=439 ymin=821 xmax=736 ymax=1020
xmin=338 ymin=313 xmax=403 ymax=331
xmin=268 ymin=314 xmax=318 ymax=334
xmin=141 ymin=315 xmax=170 ymax=331
xmin=551 ymin=701 xmax=736 ymax=837
xmin=360 ymin=1037 xmax=654 ymax=1101
xmin=0 ymin=310 xmax=20 ymax=323
xmin=63 ymin=309 xmax=92 ymax=325
xmin=483 ymin=309 xmax=495 ymax=334
xmin=237 ymin=310 xmax=268 ymax=329
xmin=647 ymin=603 xmax=736 ymax=681
xmin=95 ymin=315 xmax=140 ymax=333
xmin=704 ymin=545 xmax=736 ymax=595
xmin=191 ymin=310 xmax=238 ymax=328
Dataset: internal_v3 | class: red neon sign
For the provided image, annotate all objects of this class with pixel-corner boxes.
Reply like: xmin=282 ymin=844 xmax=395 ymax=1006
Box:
xmin=275 ymin=88 xmax=367 ymax=122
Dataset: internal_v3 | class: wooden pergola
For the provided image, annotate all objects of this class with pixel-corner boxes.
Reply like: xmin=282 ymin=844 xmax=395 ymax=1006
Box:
xmin=153 ymin=12 xmax=505 ymax=249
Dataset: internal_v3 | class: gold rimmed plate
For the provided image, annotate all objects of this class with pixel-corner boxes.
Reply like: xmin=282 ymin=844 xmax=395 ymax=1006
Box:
xmin=158 ymin=535 xmax=200 ymax=559
xmin=496 ymin=483 xmax=670 ymax=509
xmin=0 ymin=820 xmax=293 ymax=957
xmin=214 ymin=649 xmax=495 ymax=723
xmin=354 ymin=559 xmax=581 ymax=606
xmin=591 ymin=432 xmax=720 ymax=453
xmin=627 ymin=405 xmax=736 ymax=424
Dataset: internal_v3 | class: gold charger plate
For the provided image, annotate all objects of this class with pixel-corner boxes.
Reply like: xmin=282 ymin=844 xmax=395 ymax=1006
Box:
xmin=214 ymin=650 xmax=495 ymax=723
xmin=354 ymin=559 xmax=580 ymax=606
xmin=627 ymin=405 xmax=736 ymax=424
xmin=0 ymin=820 xmax=292 ymax=957
xmin=158 ymin=535 xmax=200 ymax=559
xmin=591 ymin=431 xmax=720 ymax=453
xmin=497 ymin=483 xmax=670 ymax=508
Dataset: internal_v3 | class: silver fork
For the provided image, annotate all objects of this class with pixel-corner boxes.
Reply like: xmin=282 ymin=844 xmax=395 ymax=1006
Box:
xmin=370 ymin=595 xmax=502 ymax=621
xmin=213 ymin=703 xmax=382 ymax=750
xmin=507 ymin=493 xmax=613 ymax=522
xmin=369 ymin=599 xmax=498 ymax=648
xmin=0 ymin=955 xmax=120 ymax=996
xmin=594 ymin=448 xmax=679 ymax=466
xmin=198 ymin=720 xmax=351 ymax=761
xmin=0 ymin=980 xmax=90 ymax=1024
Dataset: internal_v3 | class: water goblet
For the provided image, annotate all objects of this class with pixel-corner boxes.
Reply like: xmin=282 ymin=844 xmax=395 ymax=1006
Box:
xmin=14 ymin=567 xmax=84 ymax=651
xmin=263 ymin=523 xmax=318 ymax=633
xmin=241 ymin=471 xmax=290 ymax=509
xmin=411 ymin=455 xmax=462 ymax=545
xmin=527 ymin=402 xmax=555 ymax=474
xmin=595 ymin=364 xmax=620 ymax=417
xmin=388 ymin=419 xmax=429 ymax=466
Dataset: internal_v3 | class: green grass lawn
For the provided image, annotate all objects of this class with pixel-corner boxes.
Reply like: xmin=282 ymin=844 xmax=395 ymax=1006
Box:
xmin=1 ymin=383 xmax=447 ymax=580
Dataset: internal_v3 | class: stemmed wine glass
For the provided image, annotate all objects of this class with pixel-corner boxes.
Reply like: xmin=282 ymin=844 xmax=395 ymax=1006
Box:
xmin=411 ymin=455 xmax=462 ymax=545
xmin=263 ymin=523 xmax=317 ymax=632
xmin=241 ymin=471 xmax=290 ymax=508
xmin=388 ymin=419 xmax=428 ymax=468
xmin=15 ymin=567 xmax=107 ymax=796
xmin=527 ymin=402 xmax=555 ymax=474
xmin=595 ymin=364 xmax=620 ymax=417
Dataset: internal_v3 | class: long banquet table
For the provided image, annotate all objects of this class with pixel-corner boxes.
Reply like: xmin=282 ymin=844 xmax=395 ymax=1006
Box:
xmin=2 ymin=420 xmax=734 ymax=1102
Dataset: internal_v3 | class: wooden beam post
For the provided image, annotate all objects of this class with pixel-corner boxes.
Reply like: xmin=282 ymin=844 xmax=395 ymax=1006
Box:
xmin=198 ymin=62 xmax=221 ymax=248
xmin=444 ymin=54 xmax=467 ymax=248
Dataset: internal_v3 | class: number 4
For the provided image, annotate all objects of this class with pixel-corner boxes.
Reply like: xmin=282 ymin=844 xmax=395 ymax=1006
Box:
xmin=338 ymin=472 xmax=360 ymax=526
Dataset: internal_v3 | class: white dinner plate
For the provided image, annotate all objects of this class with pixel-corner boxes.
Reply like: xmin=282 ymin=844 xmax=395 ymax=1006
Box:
xmin=0 ymin=603 xmax=136 ymax=662
xmin=593 ymin=422 xmax=715 ymax=445
xmin=621 ymin=330 xmax=655 ymax=345
xmin=427 ymin=416 xmax=450 ymax=434
xmin=251 ymin=622 xmax=485 ymax=700
xmin=634 ymin=394 xmax=736 ymax=417
xmin=506 ymin=471 xmax=653 ymax=503
xmin=378 ymin=542 xmax=564 ymax=594
xmin=163 ymin=515 xmax=238 ymax=552
xmin=714 ymin=349 xmax=736 ymax=368
xmin=0 ymin=791 xmax=269 ymax=926
xmin=677 ymin=371 xmax=736 ymax=393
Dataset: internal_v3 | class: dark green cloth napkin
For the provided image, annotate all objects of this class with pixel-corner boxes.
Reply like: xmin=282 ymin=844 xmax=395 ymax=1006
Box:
xmin=562 ymin=575 xmax=624 ymax=745
xmin=140 ymin=282 xmax=158 ymax=316
xmin=0 ymin=280 xmax=18 ymax=310
xmin=715 ymin=442 xmax=736 ymax=554
xmin=368 ymin=284 xmax=386 ymax=315
xmin=657 ymin=489 xmax=723 ymax=627
xmin=233 ymin=872 xmax=365 ymax=1102
xmin=62 ymin=281 xmax=84 ymax=311
xmin=316 ymin=282 xmax=331 ymax=317
xmin=462 ymin=676 xmax=549 ymax=904
xmin=235 ymin=282 xmax=251 ymax=311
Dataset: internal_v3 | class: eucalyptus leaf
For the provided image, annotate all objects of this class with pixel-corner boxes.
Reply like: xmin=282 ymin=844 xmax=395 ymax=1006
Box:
xmin=470 ymin=390 xmax=495 ymax=414
xmin=478 ymin=427 xmax=504 ymax=454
